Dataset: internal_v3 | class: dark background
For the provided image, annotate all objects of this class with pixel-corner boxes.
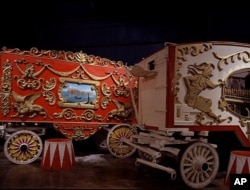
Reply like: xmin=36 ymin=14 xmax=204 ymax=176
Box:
xmin=0 ymin=1 xmax=249 ymax=174
xmin=1 ymin=0 xmax=249 ymax=65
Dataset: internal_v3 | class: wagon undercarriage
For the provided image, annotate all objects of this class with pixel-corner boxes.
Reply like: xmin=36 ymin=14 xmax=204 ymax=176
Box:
xmin=105 ymin=124 xmax=219 ymax=189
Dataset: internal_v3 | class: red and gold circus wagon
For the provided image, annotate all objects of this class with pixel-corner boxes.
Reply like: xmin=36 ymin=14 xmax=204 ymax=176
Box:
xmin=0 ymin=46 xmax=138 ymax=164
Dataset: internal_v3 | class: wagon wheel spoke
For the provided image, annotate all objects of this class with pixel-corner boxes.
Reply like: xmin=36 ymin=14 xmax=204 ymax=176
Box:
xmin=107 ymin=124 xmax=137 ymax=158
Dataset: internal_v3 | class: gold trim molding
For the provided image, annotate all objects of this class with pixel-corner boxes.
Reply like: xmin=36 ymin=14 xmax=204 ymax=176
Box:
xmin=2 ymin=47 xmax=124 ymax=67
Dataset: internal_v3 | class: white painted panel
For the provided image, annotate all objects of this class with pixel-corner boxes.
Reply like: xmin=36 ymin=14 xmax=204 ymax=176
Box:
xmin=137 ymin=47 xmax=168 ymax=129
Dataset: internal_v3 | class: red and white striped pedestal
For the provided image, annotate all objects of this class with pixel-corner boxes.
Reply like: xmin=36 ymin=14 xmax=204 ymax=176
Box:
xmin=40 ymin=138 xmax=76 ymax=170
xmin=225 ymin=150 xmax=250 ymax=186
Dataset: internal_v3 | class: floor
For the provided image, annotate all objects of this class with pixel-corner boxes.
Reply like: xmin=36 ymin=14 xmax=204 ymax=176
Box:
xmin=0 ymin=138 xmax=229 ymax=190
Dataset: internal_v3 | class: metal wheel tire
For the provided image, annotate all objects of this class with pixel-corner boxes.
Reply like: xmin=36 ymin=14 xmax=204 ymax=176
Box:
xmin=4 ymin=130 xmax=43 ymax=164
xmin=107 ymin=124 xmax=137 ymax=158
xmin=179 ymin=141 xmax=219 ymax=189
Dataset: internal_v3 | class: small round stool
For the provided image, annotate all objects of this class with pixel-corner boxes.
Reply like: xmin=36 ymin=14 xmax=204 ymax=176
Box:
xmin=225 ymin=150 xmax=250 ymax=186
xmin=40 ymin=138 xmax=75 ymax=170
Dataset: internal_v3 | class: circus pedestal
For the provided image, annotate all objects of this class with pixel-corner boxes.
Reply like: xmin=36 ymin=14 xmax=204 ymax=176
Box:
xmin=40 ymin=138 xmax=76 ymax=170
xmin=225 ymin=150 xmax=250 ymax=186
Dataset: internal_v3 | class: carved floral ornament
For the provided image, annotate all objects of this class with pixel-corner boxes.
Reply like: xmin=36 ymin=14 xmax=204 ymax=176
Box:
xmin=176 ymin=43 xmax=250 ymax=128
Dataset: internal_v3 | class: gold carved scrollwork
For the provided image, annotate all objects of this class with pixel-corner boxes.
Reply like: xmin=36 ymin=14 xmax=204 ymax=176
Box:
xmin=102 ymin=83 xmax=111 ymax=96
xmin=15 ymin=60 xmax=46 ymax=79
xmin=1 ymin=59 xmax=12 ymax=115
xmin=42 ymin=91 xmax=56 ymax=105
xmin=16 ymin=78 xmax=43 ymax=90
xmin=78 ymin=65 xmax=113 ymax=80
xmin=75 ymin=51 xmax=87 ymax=63
xmin=71 ymin=68 xmax=88 ymax=80
xmin=54 ymin=108 xmax=102 ymax=121
xmin=177 ymin=43 xmax=212 ymax=61
xmin=72 ymin=128 xmax=86 ymax=140
xmin=101 ymin=83 xmax=111 ymax=109
xmin=112 ymin=85 xmax=130 ymax=97
xmin=43 ymin=78 xmax=56 ymax=91
xmin=213 ymin=51 xmax=250 ymax=71
xmin=1 ymin=95 xmax=10 ymax=116
xmin=175 ymin=62 xmax=182 ymax=103
xmin=53 ymin=123 xmax=101 ymax=140
xmin=101 ymin=97 xmax=111 ymax=109
xmin=2 ymin=47 xmax=124 ymax=67
xmin=14 ymin=59 xmax=45 ymax=90
xmin=54 ymin=108 xmax=77 ymax=120
xmin=79 ymin=109 xmax=102 ymax=121
xmin=111 ymin=75 xmax=130 ymax=97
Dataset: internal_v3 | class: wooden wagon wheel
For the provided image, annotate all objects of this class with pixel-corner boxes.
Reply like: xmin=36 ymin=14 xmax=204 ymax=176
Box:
xmin=4 ymin=130 xmax=43 ymax=164
xmin=179 ymin=141 xmax=219 ymax=189
xmin=106 ymin=124 xmax=137 ymax=158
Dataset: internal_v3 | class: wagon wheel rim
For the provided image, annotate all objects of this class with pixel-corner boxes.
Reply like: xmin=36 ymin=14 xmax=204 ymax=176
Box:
xmin=4 ymin=130 xmax=43 ymax=164
xmin=107 ymin=124 xmax=137 ymax=158
xmin=179 ymin=141 xmax=219 ymax=189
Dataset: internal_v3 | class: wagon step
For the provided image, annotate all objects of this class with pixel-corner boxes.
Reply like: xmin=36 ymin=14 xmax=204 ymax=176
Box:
xmin=135 ymin=158 xmax=176 ymax=180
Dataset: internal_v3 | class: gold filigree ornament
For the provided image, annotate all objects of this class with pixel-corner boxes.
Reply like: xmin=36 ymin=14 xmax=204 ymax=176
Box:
xmin=1 ymin=59 xmax=12 ymax=116
xmin=75 ymin=51 xmax=87 ymax=63
xmin=177 ymin=43 xmax=212 ymax=61
xmin=42 ymin=91 xmax=56 ymax=105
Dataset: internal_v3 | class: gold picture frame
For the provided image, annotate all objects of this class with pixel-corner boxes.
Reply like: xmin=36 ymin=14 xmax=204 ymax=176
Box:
xmin=58 ymin=77 xmax=100 ymax=109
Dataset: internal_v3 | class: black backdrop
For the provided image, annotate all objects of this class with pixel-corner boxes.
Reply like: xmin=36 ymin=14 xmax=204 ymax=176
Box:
xmin=1 ymin=0 xmax=249 ymax=65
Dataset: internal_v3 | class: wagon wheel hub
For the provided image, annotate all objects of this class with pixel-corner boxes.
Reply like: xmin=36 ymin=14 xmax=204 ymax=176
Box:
xmin=20 ymin=143 xmax=28 ymax=152
xmin=179 ymin=141 xmax=219 ymax=189
xmin=193 ymin=157 xmax=209 ymax=172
